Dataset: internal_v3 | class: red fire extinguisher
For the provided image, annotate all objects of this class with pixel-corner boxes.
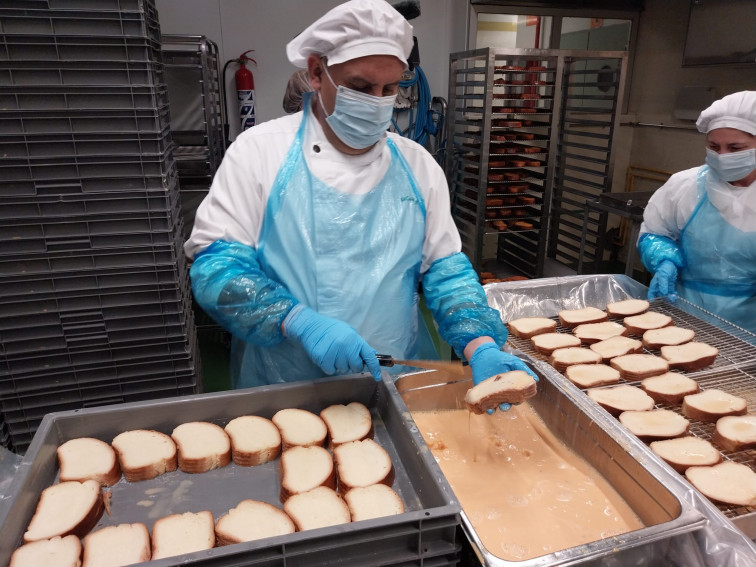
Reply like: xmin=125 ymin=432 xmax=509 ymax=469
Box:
xmin=235 ymin=50 xmax=257 ymax=131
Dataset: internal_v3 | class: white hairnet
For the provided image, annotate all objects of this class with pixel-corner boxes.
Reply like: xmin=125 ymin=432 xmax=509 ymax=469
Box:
xmin=286 ymin=0 xmax=413 ymax=68
xmin=696 ymin=91 xmax=756 ymax=136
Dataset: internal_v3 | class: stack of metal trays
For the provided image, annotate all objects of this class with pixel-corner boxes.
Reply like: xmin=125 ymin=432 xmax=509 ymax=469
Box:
xmin=0 ymin=0 xmax=202 ymax=454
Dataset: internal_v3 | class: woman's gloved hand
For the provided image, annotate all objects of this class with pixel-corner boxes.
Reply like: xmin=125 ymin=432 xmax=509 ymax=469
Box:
xmin=284 ymin=305 xmax=382 ymax=381
xmin=469 ymin=342 xmax=539 ymax=412
xmin=648 ymin=260 xmax=678 ymax=302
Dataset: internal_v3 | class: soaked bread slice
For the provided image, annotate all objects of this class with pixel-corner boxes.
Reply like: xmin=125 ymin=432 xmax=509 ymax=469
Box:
xmin=650 ymin=437 xmax=721 ymax=473
xmin=642 ymin=326 xmax=695 ymax=349
xmin=283 ymin=487 xmax=351 ymax=531
xmin=557 ymin=307 xmax=607 ymax=328
xmin=10 ymin=536 xmax=81 ymax=567
xmin=609 ymin=354 xmax=669 ymax=380
xmin=531 ymin=332 xmax=581 ymax=355
xmin=464 ymin=370 xmax=538 ymax=414
xmin=587 ymin=384 xmax=655 ymax=416
xmin=508 ymin=317 xmax=557 ymax=338
xmin=24 ymin=480 xmax=103 ymax=543
xmin=344 ymin=484 xmax=405 ymax=522
xmin=564 ymin=363 xmax=620 ymax=388
xmin=279 ymin=445 xmax=335 ymax=502
xmin=640 ymin=372 xmax=699 ymax=404
xmin=713 ymin=415 xmax=756 ymax=452
xmin=151 ymin=511 xmax=215 ymax=561
xmin=82 ymin=523 xmax=151 ymax=567
xmin=573 ymin=321 xmax=627 ymax=344
xmin=111 ymin=429 xmax=177 ymax=482
xmin=171 ymin=422 xmax=231 ymax=474
xmin=57 ymin=437 xmax=121 ymax=487
xmin=618 ymin=408 xmax=690 ymax=441
xmin=682 ymin=389 xmax=747 ymax=423
xmin=685 ymin=461 xmax=756 ymax=507
xmin=215 ymin=500 xmax=295 ymax=546
xmin=660 ymin=342 xmax=718 ymax=371
xmin=320 ymin=402 xmax=373 ymax=448
xmin=589 ymin=336 xmax=643 ymax=362
xmin=333 ymin=438 xmax=394 ymax=492
xmin=224 ymin=415 xmax=281 ymax=466
xmin=605 ymin=299 xmax=649 ymax=317
xmin=272 ymin=408 xmax=328 ymax=451
xmin=623 ymin=312 xmax=673 ymax=335
xmin=548 ymin=347 xmax=602 ymax=373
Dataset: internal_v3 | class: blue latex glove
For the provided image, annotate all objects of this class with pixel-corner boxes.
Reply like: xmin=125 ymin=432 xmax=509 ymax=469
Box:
xmin=648 ymin=260 xmax=678 ymax=302
xmin=469 ymin=342 xmax=539 ymax=412
xmin=284 ymin=305 xmax=382 ymax=381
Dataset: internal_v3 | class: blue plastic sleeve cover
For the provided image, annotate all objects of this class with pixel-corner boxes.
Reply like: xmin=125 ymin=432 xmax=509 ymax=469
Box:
xmin=422 ymin=252 xmax=508 ymax=358
xmin=189 ymin=240 xmax=298 ymax=347
xmin=638 ymin=233 xmax=685 ymax=273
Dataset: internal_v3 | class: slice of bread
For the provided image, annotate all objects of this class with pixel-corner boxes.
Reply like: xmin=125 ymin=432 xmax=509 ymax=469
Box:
xmin=609 ymin=354 xmax=669 ymax=380
xmin=685 ymin=461 xmax=756 ymax=507
xmin=564 ymin=363 xmax=621 ymax=388
xmin=224 ymin=415 xmax=281 ymax=466
xmin=463 ymin=370 xmax=538 ymax=414
xmin=320 ymin=402 xmax=373 ymax=448
xmin=272 ymin=408 xmax=328 ymax=451
xmin=557 ymin=307 xmax=607 ymax=328
xmin=642 ymin=326 xmax=695 ymax=349
xmin=618 ymin=408 xmax=690 ymax=441
xmin=682 ymin=389 xmax=747 ymax=423
xmin=24 ymin=480 xmax=103 ymax=543
xmin=10 ymin=535 xmax=82 ymax=567
xmin=57 ymin=437 xmax=121 ymax=486
xmin=82 ymin=523 xmax=151 ymax=567
xmin=151 ymin=511 xmax=215 ymax=560
xmin=660 ymin=342 xmax=719 ymax=372
xmin=713 ymin=415 xmax=756 ymax=452
xmin=649 ymin=437 xmax=722 ymax=473
xmin=640 ymin=372 xmax=699 ymax=405
xmin=589 ymin=336 xmax=643 ymax=362
xmin=623 ymin=312 xmax=673 ymax=335
xmin=344 ymin=484 xmax=405 ymax=522
xmin=587 ymin=385 xmax=655 ymax=416
xmin=333 ymin=438 xmax=394 ymax=492
xmin=572 ymin=321 xmax=627 ymax=345
xmin=283 ymin=486 xmax=351 ymax=531
xmin=279 ymin=445 xmax=336 ymax=502
xmin=215 ymin=500 xmax=295 ymax=546
xmin=605 ymin=299 xmax=649 ymax=317
xmin=530 ymin=332 xmax=581 ymax=355
xmin=507 ymin=317 xmax=557 ymax=339
xmin=111 ymin=429 xmax=177 ymax=482
xmin=171 ymin=422 xmax=231 ymax=474
xmin=548 ymin=347 xmax=602 ymax=372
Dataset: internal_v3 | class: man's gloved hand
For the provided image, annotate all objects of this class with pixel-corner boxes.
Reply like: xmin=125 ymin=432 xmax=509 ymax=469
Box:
xmin=469 ymin=342 xmax=539 ymax=412
xmin=284 ymin=305 xmax=382 ymax=381
xmin=648 ymin=260 xmax=678 ymax=302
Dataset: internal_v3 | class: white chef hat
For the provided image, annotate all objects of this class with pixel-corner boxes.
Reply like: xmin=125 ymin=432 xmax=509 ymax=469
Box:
xmin=696 ymin=91 xmax=756 ymax=136
xmin=286 ymin=0 xmax=413 ymax=68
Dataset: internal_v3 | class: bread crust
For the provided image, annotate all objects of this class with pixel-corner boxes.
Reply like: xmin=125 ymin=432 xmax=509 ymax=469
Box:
xmin=660 ymin=342 xmax=719 ymax=372
xmin=272 ymin=408 xmax=328 ymax=451
xmin=320 ymin=402 xmax=374 ymax=449
xmin=283 ymin=487 xmax=351 ymax=531
xmin=618 ymin=409 xmax=690 ymax=441
xmin=151 ymin=511 xmax=215 ymax=560
xmin=111 ymin=429 xmax=177 ymax=482
xmin=215 ymin=500 xmax=295 ymax=546
xmin=10 ymin=535 xmax=82 ymax=567
xmin=640 ymin=372 xmax=699 ymax=405
xmin=609 ymin=354 xmax=669 ymax=380
xmin=685 ymin=462 xmax=756 ymax=507
xmin=82 ymin=523 xmax=151 ymax=567
xmin=557 ymin=307 xmax=608 ymax=328
xmin=641 ymin=326 xmax=695 ymax=349
xmin=58 ymin=437 xmax=122 ymax=487
xmin=649 ymin=437 xmax=721 ymax=473
xmin=344 ymin=484 xmax=405 ymax=522
xmin=333 ymin=439 xmax=395 ymax=492
xmin=279 ymin=445 xmax=336 ymax=502
xmin=623 ymin=312 xmax=673 ymax=335
xmin=24 ymin=480 xmax=104 ymax=543
xmin=605 ymin=299 xmax=649 ymax=317
xmin=463 ymin=370 xmax=537 ymax=414
xmin=589 ymin=336 xmax=643 ymax=362
xmin=225 ymin=415 xmax=282 ymax=466
xmin=572 ymin=321 xmax=627 ymax=345
xmin=682 ymin=389 xmax=747 ymax=423
xmin=531 ymin=332 xmax=581 ymax=355
xmin=712 ymin=415 xmax=756 ymax=452
xmin=508 ymin=317 xmax=557 ymax=339
xmin=587 ymin=385 xmax=655 ymax=416
xmin=172 ymin=422 xmax=231 ymax=474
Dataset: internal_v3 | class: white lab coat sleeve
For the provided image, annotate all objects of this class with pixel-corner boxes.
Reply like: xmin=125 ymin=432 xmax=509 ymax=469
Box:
xmin=639 ymin=167 xmax=701 ymax=242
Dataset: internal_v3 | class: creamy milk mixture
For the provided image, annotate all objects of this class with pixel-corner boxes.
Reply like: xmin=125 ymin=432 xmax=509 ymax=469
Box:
xmin=411 ymin=405 xmax=644 ymax=561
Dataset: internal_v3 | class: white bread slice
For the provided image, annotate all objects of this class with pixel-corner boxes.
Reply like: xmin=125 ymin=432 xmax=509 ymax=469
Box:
xmin=464 ymin=370 xmax=538 ymax=414
xmin=713 ymin=415 xmax=756 ymax=452
xmin=572 ymin=321 xmax=627 ymax=345
xmin=224 ymin=415 xmax=281 ymax=466
xmin=320 ymin=402 xmax=373 ymax=448
xmin=587 ymin=385 xmax=655 ymax=416
xmin=151 ymin=511 xmax=215 ymax=560
xmin=82 ymin=523 xmax=151 ymax=567
xmin=279 ymin=445 xmax=335 ymax=502
xmin=685 ymin=461 xmax=756 ymax=507
xmin=111 ymin=429 xmax=177 ymax=482
xmin=215 ymin=500 xmax=295 ymax=546
xmin=283 ymin=486 xmax=351 ymax=531
xmin=640 ymin=372 xmax=699 ymax=405
xmin=589 ymin=335 xmax=643 ymax=362
xmin=24 ymin=480 xmax=103 ymax=543
xmin=623 ymin=311 xmax=673 ymax=335
xmin=564 ymin=363 xmax=621 ymax=388
xmin=530 ymin=332 xmax=581 ymax=355
xmin=10 ymin=535 xmax=82 ymax=567
xmin=682 ymin=389 xmax=747 ymax=423
xmin=660 ymin=342 xmax=719 ymax=372
xmin=344 ymin=484 xmax=405 ymax=521
xmin=609 ymin=353 xmax=669 ymax=380
xmin=508 ymin=317 xmax=557 ymax=339
xmin=333 ymin=438 xmax=394 ymax=492
xmin=548 ymin=347 xmax=602 ymax=372
xmin=272 ymin=408 xmax=328 ymax=451
xmin=557 ymin=307 xmax=607 ymax=328
xmin=57 ymin=437 xmax=121 ymax=487
xmin=171 ymin=422 xmax=231 ymax=474
xmin=618 ymin=409 xmax=690 ymax=441
xmin=649 ymin=436 xmax=721 ymax=473
xmin=642 ymin=326 xmax=695 ymax=349
xmin=605 ymin=299 xmax=649 ymax=317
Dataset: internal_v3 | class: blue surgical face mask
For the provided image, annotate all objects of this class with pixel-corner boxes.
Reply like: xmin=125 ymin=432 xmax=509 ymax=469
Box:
xmin=705 ymin=147 xmax=756 ymax=183
xmin=318 ymin=64 xmax=396 ymax=149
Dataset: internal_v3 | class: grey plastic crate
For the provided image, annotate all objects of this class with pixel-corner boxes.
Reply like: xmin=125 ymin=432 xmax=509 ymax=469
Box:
xmin=0 ymin=106 xmax=171 ymax=135
xmin=0 ymin=84 xmax=169 ymax=111
xmin=0 ymin=375 xmax=462 ymax=566
xmin=0 ymin=60 xmax=164 ymax=87
xmin=0 ymin=35 xmax=163 ymax=64
xmin=2 ymin=0 xmax=148 ymax=11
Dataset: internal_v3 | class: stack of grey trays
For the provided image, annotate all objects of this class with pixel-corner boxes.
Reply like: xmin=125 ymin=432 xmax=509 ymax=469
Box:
xmin=0 ymin=0 xmax=202 ymax=454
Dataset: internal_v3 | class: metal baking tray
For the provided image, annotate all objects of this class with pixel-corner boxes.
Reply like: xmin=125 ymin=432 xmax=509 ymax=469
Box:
xmin=0 ymin=375 xmax=462 ymax=567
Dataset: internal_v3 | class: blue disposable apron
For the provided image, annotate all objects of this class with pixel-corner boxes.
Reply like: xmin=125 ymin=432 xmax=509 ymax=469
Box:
xmin=231 ymin=93 xmax=436 ymax=387
xmin=678 ymin=166 xmax=756 ymax=333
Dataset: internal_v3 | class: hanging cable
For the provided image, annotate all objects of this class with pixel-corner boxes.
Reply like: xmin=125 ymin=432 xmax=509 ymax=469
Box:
xmin=391 ymin=65 xmax=437 ymax=147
